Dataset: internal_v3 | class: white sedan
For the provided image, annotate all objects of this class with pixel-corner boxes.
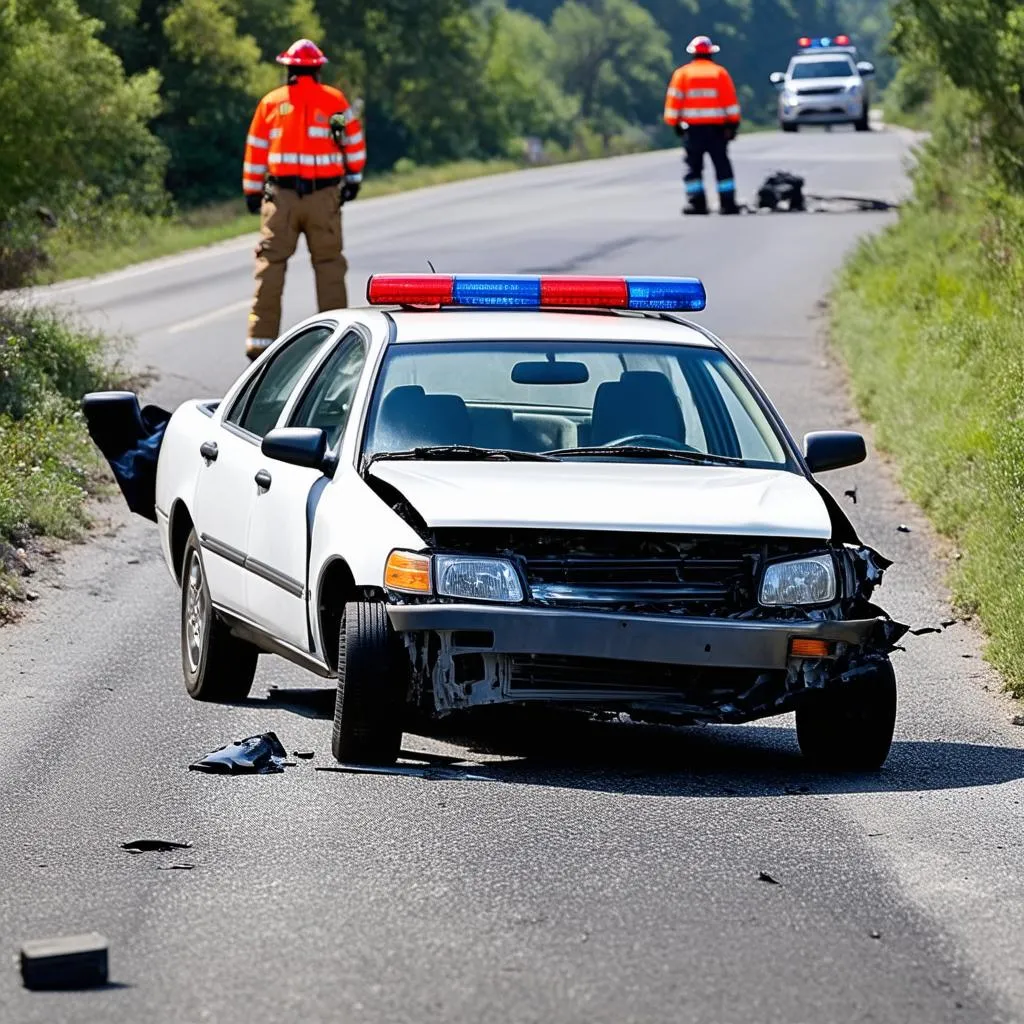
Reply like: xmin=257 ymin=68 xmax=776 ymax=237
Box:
xmin=84 ymin=274 xmax=906 ymax=769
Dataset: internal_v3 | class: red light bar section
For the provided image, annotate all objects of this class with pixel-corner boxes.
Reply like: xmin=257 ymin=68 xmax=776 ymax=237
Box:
xmin=367 ymin=274 xmax=454 ymax=306
xmin=835 ymin=34 xmax=850 ymax=44
xmin=539 ymin=276 xmax=629 ymax=307
xmin=798 ymin=36 xmax=811 ymax=46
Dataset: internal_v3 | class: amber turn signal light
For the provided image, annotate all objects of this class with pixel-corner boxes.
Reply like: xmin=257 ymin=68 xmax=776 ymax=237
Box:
xmin=385 ymin=551 xmax=432 ymax=593
xmin=789 ymin=637 xmax=832 ymax=659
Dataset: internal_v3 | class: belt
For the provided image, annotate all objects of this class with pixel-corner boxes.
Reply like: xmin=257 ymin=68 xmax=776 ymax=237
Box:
xmin=267 ymin=175 xmax=342 ymax=195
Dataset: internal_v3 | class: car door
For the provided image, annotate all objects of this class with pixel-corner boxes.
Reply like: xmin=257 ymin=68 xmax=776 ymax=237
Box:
xmin=245 ymin=329 xmax=369 ymax=649
xmin=192 ymin=324 xmax=335 ymax=615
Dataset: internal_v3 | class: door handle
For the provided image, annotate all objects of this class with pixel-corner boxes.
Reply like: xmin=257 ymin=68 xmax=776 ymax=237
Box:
xmin=254 ymin=469 xmax=272 ymax=491
xmin=199 ymin=441 xmax=218 ymax=462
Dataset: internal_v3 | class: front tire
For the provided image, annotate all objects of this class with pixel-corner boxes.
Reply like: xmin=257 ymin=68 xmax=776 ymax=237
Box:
xmin=331 ymin=601 xmax=406 ymax=765
xmin=780 ymin=120 xmax=798 ymax=133
xmin=855 ymin=106 xmax=871 ymax=132
xmin=796 ymin=659 xmax=897 ymax=771
xmin=181 ymin=531 xmax=259 ymax=701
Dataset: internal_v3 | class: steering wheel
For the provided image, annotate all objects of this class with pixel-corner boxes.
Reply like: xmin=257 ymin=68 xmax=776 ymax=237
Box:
xmin=602 ymin=434 xmax=696 ymax=452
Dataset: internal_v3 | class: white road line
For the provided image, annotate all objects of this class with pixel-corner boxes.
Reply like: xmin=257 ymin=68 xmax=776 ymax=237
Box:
xmin=166 ymin=298 xmax=251 ymax=334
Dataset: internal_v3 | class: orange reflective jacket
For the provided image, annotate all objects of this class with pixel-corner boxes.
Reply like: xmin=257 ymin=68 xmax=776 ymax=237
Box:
xmin=242 ymin=77 xmax=366 ymax=195
xmin=663 ymin=61 xmax=741 ymax=127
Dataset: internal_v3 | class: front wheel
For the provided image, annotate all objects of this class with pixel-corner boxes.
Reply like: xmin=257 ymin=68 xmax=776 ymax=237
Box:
xmin=796 ymin=658 xmax=897 ymax=771
xmin=854 ymin=107 xmax=871 ymax=132
xmin=331 ymin=601 xmax=406 ymax=765
xmin=780 ymin=121 xmax=798 ymax=133
xmin=180 ymin=530 xmax=259 ymax=701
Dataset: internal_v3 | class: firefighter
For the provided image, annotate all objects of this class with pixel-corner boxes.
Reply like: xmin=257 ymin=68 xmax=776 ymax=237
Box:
xmin=242 ymin=39 xmax=367 ymax=360
xmin=663 ymin=35 xmax=741 ymax=215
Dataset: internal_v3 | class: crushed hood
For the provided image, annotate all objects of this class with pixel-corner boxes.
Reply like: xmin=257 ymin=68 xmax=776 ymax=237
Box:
xmin=368 ymin=461 xmax=832 ymax=539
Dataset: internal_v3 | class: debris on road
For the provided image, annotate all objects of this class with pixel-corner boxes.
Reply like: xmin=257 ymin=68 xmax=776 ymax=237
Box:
xmin=316 ymin=764 xmax=491 ymax=781
xmin=1011 ymin=715 xmax=1024 ymax=727
xmin=909 ymin=626 xmax=942 ymax=636
xmin=897 ymin=524 xmax=912 ymax=533
xmin=869 ymin=930 xmax=882 ymax=940
xmin=844 ymin=487 xmax=857 ymax=504
xmin=121 ymin=839 xmax=191 ymax=853
xmin=20 ymin=933 xmax=109 ymax=990
xmin=156 ymin=863 xmax=195 ymax=871
xmin=757 ymin=871 xmax=780 ymax=885
xmin=189 ymin=732 xmax=290 ymax=774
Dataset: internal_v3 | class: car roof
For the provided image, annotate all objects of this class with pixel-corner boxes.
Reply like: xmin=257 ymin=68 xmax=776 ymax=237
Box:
xmin=384 ymin=309 xmax=718 ymax=348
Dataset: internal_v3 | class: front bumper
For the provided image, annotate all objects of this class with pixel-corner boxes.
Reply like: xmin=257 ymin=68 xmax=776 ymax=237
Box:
xmin=388 ymin=603 xmax=882 ymax=670
xmin=780 ymin=95 xmax=863 ymax=124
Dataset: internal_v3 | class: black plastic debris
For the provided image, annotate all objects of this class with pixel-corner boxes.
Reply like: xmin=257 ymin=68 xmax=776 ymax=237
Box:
xmin=189 ymin=732 xmax=290 ymax=775
xmin=757 ymin=170 xmax=805 ymax=212
xmin=293 ymin=751 xmax=315 ymax=760
xmin=897 ymin=524 xmax=911 ymax=533
xmin=909 ymin=626 xmax=942 ymax=636
xmin=844 ymin=487 xmax=858 ymax=504
xmin=20 ymin=933 xmax=109 ymax=991
xmin=1012 ymin=715 xmax=1024 ymax=727
xmin=869 ymin=930 xmax=882 ymax=940
xmin=121 ymin=839 xmax=191 ymax=853
xmin=157 ymin=864 xmax=195 ymax=871
xmin=757 ymin=871 xmax=780 ymax=885
xmin=941 ymin=618 xmax=958 ymax=628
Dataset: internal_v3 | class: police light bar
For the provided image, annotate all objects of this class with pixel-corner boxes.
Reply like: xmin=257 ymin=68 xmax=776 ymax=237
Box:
xmin=366 ymin=274 xmax=707 ymax=312
xmin=798 ymin=34 xmax=851 ymax=48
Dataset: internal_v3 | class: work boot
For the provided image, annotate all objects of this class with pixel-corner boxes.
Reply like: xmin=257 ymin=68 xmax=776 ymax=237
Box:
xmin=719 ymin=193 xmax=740 ymax=215
xmin=245 ymin=338 xmax=274 ymax=361
xmin=682 ymin=195 xmax=708 ymax=216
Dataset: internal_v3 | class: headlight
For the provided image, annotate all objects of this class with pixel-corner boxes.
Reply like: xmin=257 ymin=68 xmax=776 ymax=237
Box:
xmin=435 ymin=555 xmax=524 ymax=603
xmin=845 ymin=81 xmax=862 ymax=93
xmin=759 ymin=555 xmax=836 ymax=606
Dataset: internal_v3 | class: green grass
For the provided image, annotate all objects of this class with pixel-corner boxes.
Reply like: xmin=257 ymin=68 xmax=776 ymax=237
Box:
xmin=0 ymin=304 xmax=125 ymax=616
xmin=831 ymin=182 xmax=1024 ymax=696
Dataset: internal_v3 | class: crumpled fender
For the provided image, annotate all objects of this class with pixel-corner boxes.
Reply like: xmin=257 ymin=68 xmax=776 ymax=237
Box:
xmin=82 ymin=391 xmax=171 ymax=522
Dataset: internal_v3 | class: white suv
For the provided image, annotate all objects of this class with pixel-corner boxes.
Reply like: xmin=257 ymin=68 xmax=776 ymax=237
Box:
xmin=771 ymin=44 xmax=875 ymax=132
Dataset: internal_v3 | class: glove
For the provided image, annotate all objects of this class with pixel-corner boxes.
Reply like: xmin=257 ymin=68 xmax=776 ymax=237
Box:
xmin=340 ymin=181 xmax=360 ymax=204
xmin=674 ymin=122 xmax=687 ymax=138
xmin=725 ymin=123 xmax=739 ymax=142
xmin=245 ymin=193 xmax=262 ymax=214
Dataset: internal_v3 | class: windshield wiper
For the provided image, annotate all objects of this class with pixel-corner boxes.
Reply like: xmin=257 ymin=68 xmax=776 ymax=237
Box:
xmin=546 ymin=445 xmax=745 ymax=466
xmin=366 ymin=445 xmax=558 ymax=467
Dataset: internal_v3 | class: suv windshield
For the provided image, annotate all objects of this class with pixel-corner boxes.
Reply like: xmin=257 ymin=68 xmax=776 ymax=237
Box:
xmin=361 ymin=340 xmax=792 ymax=468
xmin=791 ymin=58 xmax=855 ymax=79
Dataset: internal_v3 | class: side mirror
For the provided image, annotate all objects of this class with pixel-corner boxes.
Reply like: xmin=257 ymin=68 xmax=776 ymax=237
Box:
xmin=769 ymin=71 xmax=785 ymax=88
xmin=803 ymin=430 xmax=866 ymax=473
xmin=856 ymin=61 xmax=875 ymax=77
xmin=262 ymin=427 xmax=329 ymax=471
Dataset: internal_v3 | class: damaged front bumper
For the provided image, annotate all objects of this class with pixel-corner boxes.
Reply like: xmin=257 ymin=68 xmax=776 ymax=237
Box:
xmin=389 ymin=602 xmax=902 ymax=721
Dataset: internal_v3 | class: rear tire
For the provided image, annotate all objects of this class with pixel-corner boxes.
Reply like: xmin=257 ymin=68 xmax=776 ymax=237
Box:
xmin=181 ymin=531 xmax=259 ymax=702
xmin=855 ymin=107 xmax=871 ymax=132
xmin=331 ymin=601 xmax=406 ymax=765
xmin=796 ymin=659 xmax=897 ymax=771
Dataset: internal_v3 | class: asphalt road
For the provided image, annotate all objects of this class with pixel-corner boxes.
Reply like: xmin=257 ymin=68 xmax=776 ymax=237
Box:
xmin=3 ymin=127 xmax=1023 ymax=1024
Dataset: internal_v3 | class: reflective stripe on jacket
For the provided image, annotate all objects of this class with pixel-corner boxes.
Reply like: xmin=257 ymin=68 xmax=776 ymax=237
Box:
xmin=242 ymin=77 xmax=366 ymax=195
xmin=663 ymin=60 xmax=741 ymax=127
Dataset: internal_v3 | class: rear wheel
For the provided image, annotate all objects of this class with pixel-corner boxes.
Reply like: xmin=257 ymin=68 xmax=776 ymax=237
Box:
xmin=854 ymin=105 xmax=871 ymax=132
xmin=331 ymin=601 xmax=406 ymax=765
xmin=796 ymin=659 xmax=897 ymax=771
xmin=181 ymin=531 xmax=259 ymax=701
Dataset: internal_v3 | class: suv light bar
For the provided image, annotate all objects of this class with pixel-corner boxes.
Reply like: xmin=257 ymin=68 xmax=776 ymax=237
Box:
xmin=798 ymin=34 xmax=851 ymax=48
xmin=366 ymin=274 xmax=707 ymax=312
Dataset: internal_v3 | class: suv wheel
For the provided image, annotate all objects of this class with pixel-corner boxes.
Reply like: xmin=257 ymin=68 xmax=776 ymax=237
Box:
xmin=181 ymin=530 xmax=259 ymax=701
xmin=780 ymin=120 xmax=798 ymax=133
xmin=854 ymin=106 xmax=871 ymax=132
xmin=331 ymin=601 xmax=406 ymax=765
xmin=796 ymin=658 xmax=897 ymax=771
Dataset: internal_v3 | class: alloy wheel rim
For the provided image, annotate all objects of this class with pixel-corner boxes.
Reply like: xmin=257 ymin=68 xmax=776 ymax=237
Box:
xmin=185 ymin=552 xmax=206 ymax=672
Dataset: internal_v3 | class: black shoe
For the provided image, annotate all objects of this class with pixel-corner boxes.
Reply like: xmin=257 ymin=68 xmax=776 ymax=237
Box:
xmin=719 ymin=196 xmax=740 ymax=215
xmin=682 ymin=202 xmax=709 ymax=216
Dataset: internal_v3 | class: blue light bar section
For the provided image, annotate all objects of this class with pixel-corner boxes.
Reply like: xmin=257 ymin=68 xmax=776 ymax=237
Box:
xmin=452 ymin=275 xmax=541 ymax=307
xmin=626 ymin=277 xmax=706 ymax=312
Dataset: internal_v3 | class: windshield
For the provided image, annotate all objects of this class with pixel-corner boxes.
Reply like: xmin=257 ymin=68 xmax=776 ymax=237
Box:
xmin=361 ymin=340 xmax=792 ymax=468
xmin=790 ymin=58 xmax=855 ymax=79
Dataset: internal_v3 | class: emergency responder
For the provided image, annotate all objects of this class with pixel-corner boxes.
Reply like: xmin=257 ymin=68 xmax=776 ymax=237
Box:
xmin=242 ymin=39 xmax=366 ymax=360
xmin=663 ymin=35 xmax=741 ymax=215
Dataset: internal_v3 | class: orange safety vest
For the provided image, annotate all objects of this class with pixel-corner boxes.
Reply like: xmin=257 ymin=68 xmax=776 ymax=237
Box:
xmin=242 ymin=76 xmax=366 ymax=195
xmin=663 ymin=60 xmax=741 ymax=127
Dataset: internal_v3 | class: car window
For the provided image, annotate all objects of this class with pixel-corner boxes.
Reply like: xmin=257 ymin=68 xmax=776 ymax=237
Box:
xmin=290 ymin=331 xmax=367 ymax=448
xmin=225 ymin=325 xmax=334 ymax=438
xmin=362 ymin=339 xmax=791 ymax=468
xmin=790 ymin=58 xmax=855 ymax=79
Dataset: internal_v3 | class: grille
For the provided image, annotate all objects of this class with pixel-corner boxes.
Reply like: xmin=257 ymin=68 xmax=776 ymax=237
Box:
xmin=797 ymin=86 xmax=844 ymax=96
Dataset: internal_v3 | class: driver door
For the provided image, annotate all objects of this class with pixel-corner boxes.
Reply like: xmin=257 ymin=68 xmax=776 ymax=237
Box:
xmin=245 ymin=330 xmax=368 ymax=649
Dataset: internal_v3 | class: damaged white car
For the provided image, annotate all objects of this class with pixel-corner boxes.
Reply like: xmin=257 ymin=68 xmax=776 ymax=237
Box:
xmin=84 ymin=273 xmax=906 ymax=769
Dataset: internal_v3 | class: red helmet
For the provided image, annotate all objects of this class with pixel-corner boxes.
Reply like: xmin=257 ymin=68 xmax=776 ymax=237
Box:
xmin=276 ymin=39 xmax=328 ymax=67
xmin=686 ymin=35 xmax=720 ymax=56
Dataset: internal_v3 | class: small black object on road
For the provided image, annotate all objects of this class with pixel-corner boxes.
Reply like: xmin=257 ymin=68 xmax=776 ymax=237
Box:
xmin=20 ymin=933 xmax=109 ymax=990
xmin=757 ymin=871 xmax=780 ymax=885
xmin=121 ymin=839 xmax=191 ymax=853
xmin=189 ymin=732 xmax=290 ymax=774
xmin=897 ymin=524 xmax=912 ymax=533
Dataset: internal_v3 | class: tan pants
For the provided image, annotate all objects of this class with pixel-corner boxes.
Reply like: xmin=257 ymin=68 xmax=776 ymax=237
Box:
xmin=248 ymin=183 xmax=348 ymax=341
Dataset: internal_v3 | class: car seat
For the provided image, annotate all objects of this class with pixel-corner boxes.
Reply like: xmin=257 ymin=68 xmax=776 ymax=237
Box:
xmin=589 ymin=371 xmax=686 ymax=446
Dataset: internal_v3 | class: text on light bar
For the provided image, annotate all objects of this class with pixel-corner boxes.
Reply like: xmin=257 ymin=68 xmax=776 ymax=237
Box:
xmin=365 ymin=274 xmax=706 ymax=312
